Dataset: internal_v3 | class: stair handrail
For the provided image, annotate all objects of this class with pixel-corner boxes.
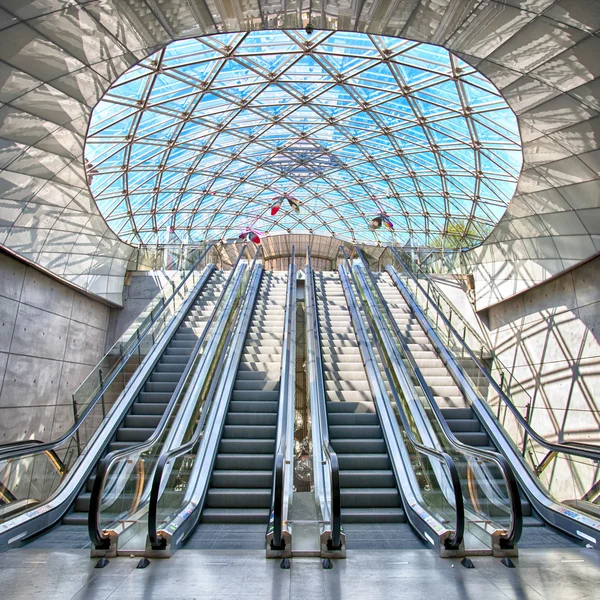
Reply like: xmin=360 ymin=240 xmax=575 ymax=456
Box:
xmin=387 ymin=247 xmax=600 ymax=463
xmin=338 ymin=249 xmax=464 ymax=551
xmin=0 ymin=244 xmax=215 ymax=462
xmin=354 ymin=247 xmax=522 ymax=549
xmin=305 ymin=247 xmax=343 ymax=551
xmin=269 ymin=247 xmax=297 ymax=551
xmin=147 ymin=246 xmax=263 ymax=551
xmin=89 ymin=244 xmax=248 ymax=550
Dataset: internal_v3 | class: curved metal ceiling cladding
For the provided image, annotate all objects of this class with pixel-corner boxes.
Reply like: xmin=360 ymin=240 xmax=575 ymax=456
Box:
xmin=85 ymin=30 xmax=522 ymax=247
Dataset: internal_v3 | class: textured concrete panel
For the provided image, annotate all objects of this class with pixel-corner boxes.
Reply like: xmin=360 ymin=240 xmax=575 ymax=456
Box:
xmin=0 ymin=293 xmax=18 ymax=352
xmin=70 ymin=292 xmax=109 ymax=330
xmin=20 ymin=266 xmax=75 ymax=318
xmin=483 ymin=253 xmax=600 ymax=497
xmin=0 ymin=404 xmax=65 ymax=443
xmin=9 ymin=303 xmax=69 ymax=360
xmin=0 ymin=254 xmax=108 ymax=441
xmin=0 ymin=354 xmax=61 ymax=408
xmin=0 ymin=251 xmax=25 ymax=300
xmin=0 ymin=350 xmax=7 ymax=389
xmin=56 ymin=361 xmax=95 ymax=406
xmin=571 ymin=256 xmax=600 ymax=307
xmin=63 ymin=320 xmax=106 ymax=366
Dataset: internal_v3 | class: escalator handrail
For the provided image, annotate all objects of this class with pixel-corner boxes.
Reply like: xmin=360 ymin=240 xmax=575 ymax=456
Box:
xmin=89 ymin=245 xmax=248 ymax=549
xmin=0 ymin=244 xmax=215 ymax=461
xmin=270 ymin=246 xmax=296 ymax=550
xmin=354 ymin=247 xmax=522 ymax=548
xmin=390 ymin=248 xmax=492 ymax=352
xmin=306 ymin=247 xmax=342 ymax=549
xmin=147 ymin=246 xmax=263 ymax=550
xmin=387 ymin=247 xmax=600 ymax=462
xmin=338 ymin=250 xmax=464 ymax=550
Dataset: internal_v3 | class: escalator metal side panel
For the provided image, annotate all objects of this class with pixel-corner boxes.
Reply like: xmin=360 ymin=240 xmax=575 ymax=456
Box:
xmin=148 ymin=265 xmax=264 ymax=555
xmin=0 ymin=266 xmax=215 ymax=552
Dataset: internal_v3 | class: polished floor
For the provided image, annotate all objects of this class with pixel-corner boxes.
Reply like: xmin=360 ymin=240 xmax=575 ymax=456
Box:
xmin=0 ymin=546 xmax=598 ymax=600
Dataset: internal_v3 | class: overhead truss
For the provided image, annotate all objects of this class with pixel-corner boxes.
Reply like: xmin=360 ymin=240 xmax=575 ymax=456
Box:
xmin=85 ymin=29 xmax=522 ymax=247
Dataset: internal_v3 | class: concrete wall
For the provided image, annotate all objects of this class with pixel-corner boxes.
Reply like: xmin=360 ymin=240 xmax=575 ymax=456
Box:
xmin=0 ymin=250 xmax=109 ymax=443
xmin=104 ymin=270 xmax=185 ymax=351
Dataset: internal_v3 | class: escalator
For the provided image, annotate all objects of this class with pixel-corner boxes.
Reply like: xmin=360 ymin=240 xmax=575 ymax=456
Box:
xmin=372 ymin=249 xmax=600 ymax=550
xmin=143 ymin=267 xmax=291 ymax=555
xmin=306 ymin=252 xmax=466 ymax=558
xmin=201 ymin=271 xmax=287 ymax=525
xmin=314 ymin=272 xmax=404 ymax=524
xmin=372 ymin=271 xmax=533 ymax=524
xmin=62 ymin=270 xmax=226 ymax=527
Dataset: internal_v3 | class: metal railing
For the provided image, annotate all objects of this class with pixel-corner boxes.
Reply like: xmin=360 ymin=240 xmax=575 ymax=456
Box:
xmin=0 ymin=244 xmax=215 ymax=462
xmin=146 ymin=248 xmax=264 ymax=554
xmin=387 ymin=247 xmax=600 ymax=463
xmin=268 ymin=247 xmax=297 ymax=552
xmin=384 ymin=247 xmax=600 ymax=547
xmin=337 ymin=253 xmax=465 ymax=553
xmin=0 ymin=247 xmax=217 ymax=546
xmin=305 ymin=247 xmax=343 ymax=552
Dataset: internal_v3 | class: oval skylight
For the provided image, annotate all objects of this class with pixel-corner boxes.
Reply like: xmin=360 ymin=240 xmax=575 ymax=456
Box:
xmin=85 ymin=29 xmax=522 ymax=247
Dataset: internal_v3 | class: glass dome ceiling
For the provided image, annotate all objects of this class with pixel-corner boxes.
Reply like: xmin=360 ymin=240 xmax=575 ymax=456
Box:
xmin=85 ymin=29 xmax=522 ymax=247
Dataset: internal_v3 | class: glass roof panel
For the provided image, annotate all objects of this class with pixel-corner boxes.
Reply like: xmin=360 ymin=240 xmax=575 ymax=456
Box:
xmin=85 ymin=30 xmax=522 ymax=247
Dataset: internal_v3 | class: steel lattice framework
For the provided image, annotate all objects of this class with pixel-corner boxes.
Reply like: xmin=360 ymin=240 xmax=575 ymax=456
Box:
xmin=85 ymin=29 xmax=522 ymax=247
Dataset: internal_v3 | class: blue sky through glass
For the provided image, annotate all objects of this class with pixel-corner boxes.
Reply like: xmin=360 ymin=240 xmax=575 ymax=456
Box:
xmin=85 ymin=29 xmax=522 ymax=246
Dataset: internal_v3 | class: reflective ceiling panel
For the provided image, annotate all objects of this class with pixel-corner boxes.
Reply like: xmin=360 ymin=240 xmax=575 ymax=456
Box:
xmin=85 ymin=29 xmax=522 ymax=246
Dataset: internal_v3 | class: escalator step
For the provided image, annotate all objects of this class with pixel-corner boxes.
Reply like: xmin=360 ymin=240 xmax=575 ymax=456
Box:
xmin=226 ymin=412 xmax=278 ymax=426
xmin=329 ymin=425 xmax=383 ymax=439
xmin=210 ymin=470 xmax=273 ymax=488
xmin=339 ymin=470 xmax=396 ymax=488
xmin=214 ymin=454 xmax=275 ymax=470
xmin=201 ymin=508 xmax=270 ymax=524
xmin=341 ymin=488 xmax=402 ymax=508
xmin=330 ymin=439 xmax=388 ymax=453
xmin=132 ymin=402 xmax=169 ymax=415
xmin=124 ymin=414 xmax=161 ymax=428
xmin=341 ymin=507 xmax=406 ymax=523
xmin=229 ymin=401 xmax=278 ymax=413
xmin=205 ymin=488 xmax=271 ymax=508
xmin=218 ymin=439 xmax=276 ymax=454
xmin=222 ymin=425 xmax=277 ymax=439
xmin=116 ymin=427 xmax=154 ymax=442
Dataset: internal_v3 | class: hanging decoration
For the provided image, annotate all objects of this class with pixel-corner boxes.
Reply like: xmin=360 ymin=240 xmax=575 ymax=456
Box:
xmin=369 ymin=212 xmax=394 ymax=231
xmin=238 ymin=213 xmax=265 ymax=244
xmin=239 ymin=227 xmax=263 ymax=244
xmin=271 ymin=192 xmax=300 ymax=216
